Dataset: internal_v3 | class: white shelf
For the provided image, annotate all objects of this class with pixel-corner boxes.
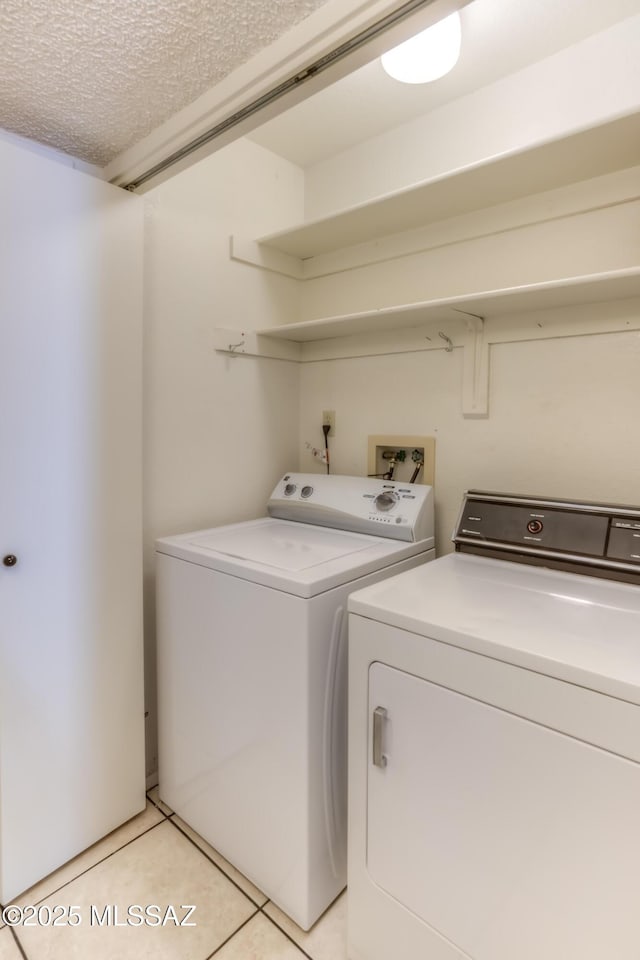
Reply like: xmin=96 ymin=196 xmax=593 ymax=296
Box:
xmin=214 ymin=269 xmax=640 ymax=420
xmin=255 ymin=270 xmax=640 ymax=342
xmin=257 ymin=301 xmax=466 ymax=342
xmin=223 ymin=105 xmax=640 ymax=418
xmin=257 ymin=114 xmax=640 ymax=261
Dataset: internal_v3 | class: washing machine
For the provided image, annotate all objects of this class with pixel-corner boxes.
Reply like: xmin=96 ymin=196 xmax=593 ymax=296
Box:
xmin=155 ymin=472 xmax=434 ymax=930
xmin=347 ymin=490 xmax=640 ymax=960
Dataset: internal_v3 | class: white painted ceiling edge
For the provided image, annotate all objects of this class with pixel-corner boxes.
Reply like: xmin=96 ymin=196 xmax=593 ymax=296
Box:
xmin=105 ymin=0 xmax=469 ymax=191
xmin=0 ymin=126 xmax=103 ymax=178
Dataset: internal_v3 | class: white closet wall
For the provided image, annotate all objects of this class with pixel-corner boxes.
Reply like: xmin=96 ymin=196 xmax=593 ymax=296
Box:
xmin=142 ymin=138 xmax=303 ymax=777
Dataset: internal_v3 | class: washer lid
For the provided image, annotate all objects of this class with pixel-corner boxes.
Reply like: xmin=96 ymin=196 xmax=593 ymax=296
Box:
xmin=190 ymin=520 xmax=374 ymax=571
xmin=156 ymin=517 xmax=430 ymax=597
xmin=348 ymin=552 xmax=640 ymax=704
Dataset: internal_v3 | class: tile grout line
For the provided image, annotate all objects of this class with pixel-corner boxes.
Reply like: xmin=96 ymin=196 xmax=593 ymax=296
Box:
xmin=204 ymin=908 xmax=261 ymax=959
xmin=4 ymin=790 xmax=327 ymax=960
xmin=259 ymin=883 xmax=346 ymax=960
xmin=12 ymin=819 xmax=167 ymax=909
xmin=10 ymin=925 xmax=29 ymax=960
xmin=166 ymin=816 xmax=328 ymax=960
xmin=167 ymin=817 xmax=269 ymax=909
xmin=256 ymin=906 xmax=317 ymax=960
xmin=1 ymin=796 xmax=165 ymax=917
xmin=145 ymin=789 xmax=172 ymax=818
xmin=165 ymin=817 xmax=318 ymax=959
xmin=2 ymin=812 xmax=332 ymax=960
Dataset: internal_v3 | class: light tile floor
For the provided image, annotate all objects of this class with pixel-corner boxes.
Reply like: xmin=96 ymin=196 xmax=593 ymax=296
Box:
xmin=0 ymin=789 xmax=347 ymax=960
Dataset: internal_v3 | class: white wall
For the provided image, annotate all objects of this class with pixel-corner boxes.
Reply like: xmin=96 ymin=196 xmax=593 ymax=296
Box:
xmin=299 ymin=312 xmax=640 ymax=556
xmin=143 ymin=139 xmax=303 ymax=778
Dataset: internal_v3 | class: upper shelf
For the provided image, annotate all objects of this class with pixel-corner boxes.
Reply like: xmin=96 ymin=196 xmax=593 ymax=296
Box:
xmin=256 ymin=269 xmax=640 ymax=342
xmin=257 ymin=114 xmax=640 ymax=260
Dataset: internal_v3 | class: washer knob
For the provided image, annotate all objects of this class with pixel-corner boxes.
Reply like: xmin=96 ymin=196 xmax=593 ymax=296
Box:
xmin=374 ymin=492 xmax=398 ymax=512
xmin=284 ymin=483 xmax=297 ymax=496
xmin=3 ymin=554 xmax=18 ymax=567
xmin=301 ymin=485 xmax=313 ymax=499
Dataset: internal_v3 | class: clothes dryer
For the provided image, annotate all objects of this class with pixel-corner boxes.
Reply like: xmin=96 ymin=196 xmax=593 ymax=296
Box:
xmin=348 ymin=490 xmax=640 ymax=960
xmin=156 ymin=473 xmax=434 ymax=930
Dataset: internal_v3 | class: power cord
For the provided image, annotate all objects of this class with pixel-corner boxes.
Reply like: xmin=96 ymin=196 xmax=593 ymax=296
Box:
xmin=322 ymin=423 xmax=331 ymax=474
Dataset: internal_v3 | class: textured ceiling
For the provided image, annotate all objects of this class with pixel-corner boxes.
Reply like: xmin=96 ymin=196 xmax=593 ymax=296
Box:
xmin=0 ymin=0 xmax=332 ymax=166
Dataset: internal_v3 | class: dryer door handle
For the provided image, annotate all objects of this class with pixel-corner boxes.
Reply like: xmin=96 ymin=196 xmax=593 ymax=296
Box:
xmin=373 ymin=706 xmax=388 ymax=768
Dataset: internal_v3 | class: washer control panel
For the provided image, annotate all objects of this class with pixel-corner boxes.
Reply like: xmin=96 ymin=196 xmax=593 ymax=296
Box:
xmin=454 ymin=490 xmax=640 ymax=579
xmin=268 ymin=473 xmax=434 ymax=543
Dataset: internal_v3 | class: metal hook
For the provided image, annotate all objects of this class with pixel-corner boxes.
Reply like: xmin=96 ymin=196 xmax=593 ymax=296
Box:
xmin=228 ymin=339 xmax=245 ymax=356
xmin=438 ymin=331 xmax=454 ymax=352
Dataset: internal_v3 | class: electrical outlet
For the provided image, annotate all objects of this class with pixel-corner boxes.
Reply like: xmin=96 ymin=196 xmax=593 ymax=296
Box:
xmin=322 ymin=410 xmax=336 ymax=436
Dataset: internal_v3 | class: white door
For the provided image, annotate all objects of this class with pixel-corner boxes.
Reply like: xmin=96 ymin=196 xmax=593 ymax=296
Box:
xmin=368 ymin=661 xmax=640 ymax=960
xmin=0 ymin=138 xmax=145 ymax=900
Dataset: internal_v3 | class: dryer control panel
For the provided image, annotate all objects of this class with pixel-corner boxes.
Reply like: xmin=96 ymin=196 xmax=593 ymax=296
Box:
xmin=268 ymin=473 xmax=434 ymax=543
xmin=454 ymin=491 xmax=640 ymax=581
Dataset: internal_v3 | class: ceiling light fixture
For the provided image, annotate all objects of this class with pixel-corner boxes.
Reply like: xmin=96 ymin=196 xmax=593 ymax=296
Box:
xmin=381 ymin=12 xmax=461 ymax=84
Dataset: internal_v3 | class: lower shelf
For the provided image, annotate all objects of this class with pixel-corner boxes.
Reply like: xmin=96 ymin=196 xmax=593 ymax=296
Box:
xmin=213 ymin=270 xmax=640 ymax=418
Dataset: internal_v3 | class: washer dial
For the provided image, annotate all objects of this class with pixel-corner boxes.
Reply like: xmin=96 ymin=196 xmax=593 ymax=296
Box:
xmin=374 ymin=491 xmax=399 ymax=512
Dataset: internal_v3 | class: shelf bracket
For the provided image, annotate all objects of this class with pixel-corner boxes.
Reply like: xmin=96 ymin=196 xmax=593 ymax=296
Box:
xmin=213 ymin=328 xmax=302 ymax=362
xmin=438 ymin=331 xmax=454 ymax=352
xmin=457 ymin=310 xmax=489 ymax=419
